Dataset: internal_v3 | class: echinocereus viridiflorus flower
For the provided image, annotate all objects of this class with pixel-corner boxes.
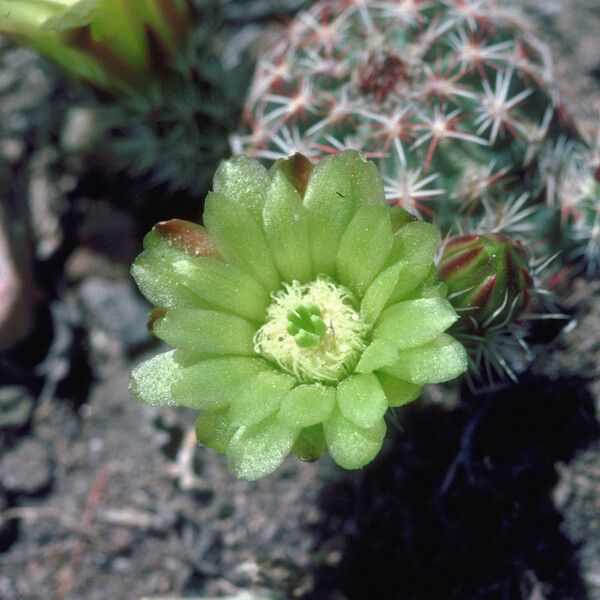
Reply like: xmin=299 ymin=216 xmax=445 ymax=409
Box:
xmin=129 ymin=150 xmax=467 ymax=479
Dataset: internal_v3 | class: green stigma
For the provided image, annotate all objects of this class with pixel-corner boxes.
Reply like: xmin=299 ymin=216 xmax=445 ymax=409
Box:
xmin=286 ymin=303 xmax=327 ymax=348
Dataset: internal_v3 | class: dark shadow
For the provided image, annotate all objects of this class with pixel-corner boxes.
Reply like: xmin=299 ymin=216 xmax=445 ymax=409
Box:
xmin=312 ymin=375 xmax=599 ymax=600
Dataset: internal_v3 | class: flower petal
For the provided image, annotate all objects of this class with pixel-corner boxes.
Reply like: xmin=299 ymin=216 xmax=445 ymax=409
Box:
xmin=277 ymin=383 xmax=336 ymax=428
xmin=151 ymin=308 xmax=256 ymax=355
xmin=213 ymin=155 xmax=269 ymax=225
xmin=360 ymin=262 xmax=403 ymax=324
xmin=172 ymin=256 xmax=269 ymax=323
xmin=262 ymin=169 xmax=312 ymax=282
xmin=228 ymin=370 xmax=296 ymax=427
xmin=323 ymin=408 xmax=386 ymax=470
xmin=337 ymin=373 xmax=388 ymax=428
xmin=336 ymin=205 xmax=393 ymax=296
xmin=129 ymin=350 xmax=182 ymax=406
xmin=374 ymin=298 xmax=459 ymax=349
xmin=355 ymin=339 xmax=399 ymax=374
xmin=375 ymin=373 xmax=423 ymax=407
xmin=203 ymin=191 xmax=280 ymax=290
xmin=303 ymin=153 xmax=356 ymax=275
xmin=381 ymin=334 xmax=468 ymax=384
xmin=195 ymin=409 xmax=238 ymax=453
xmin=227 ymin=415 xmax=298 ymax=480
xmin=292 ymin=424 xmax=326 ymax=462
xmin=131 ymin=246 xmax=210 ymax=308
xmin=337 ymin=149 xmax=386 ymax=207
xmin=385 ymin=222 xmax=440 ymax=303
xmin=171 ymin=357 xmax=268 ymax=410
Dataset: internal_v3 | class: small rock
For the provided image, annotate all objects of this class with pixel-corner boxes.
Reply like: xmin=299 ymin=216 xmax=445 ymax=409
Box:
xmin=60 ymin=107 xmax=101 ymax=154
xmin=78 ymin=277 xmax=151 ymax=351
xmin=0 ymin=386 xmax=34 ymax=430
xmin=0 ymin=439 xmax=53 ymax=495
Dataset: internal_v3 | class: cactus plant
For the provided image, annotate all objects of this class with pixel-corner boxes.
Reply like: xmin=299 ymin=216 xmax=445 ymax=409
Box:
xmin=235 ymin=0 xmax=571 ymax=235
xmin=234 ymin=0 xmax=587 ymax=382
xmin=129 ymin=151 xmax=467 ymax=479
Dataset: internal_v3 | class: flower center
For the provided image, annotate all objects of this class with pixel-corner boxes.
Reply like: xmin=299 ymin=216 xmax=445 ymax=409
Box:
xmin=254 ymin=277 xmax=369 ymax=384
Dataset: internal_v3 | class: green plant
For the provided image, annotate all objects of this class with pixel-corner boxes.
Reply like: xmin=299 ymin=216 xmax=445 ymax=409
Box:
xmin=129 ymin=150 xmax=467 ymax=479
xmin=0 ymin=0 xmax=308 ymax=193
xmin=234 ymin=0 xmax=585 ymax=381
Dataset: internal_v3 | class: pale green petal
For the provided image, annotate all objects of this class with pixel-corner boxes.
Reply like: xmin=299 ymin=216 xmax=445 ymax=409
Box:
xmin=195 ymin=409 xmax=238 ymax=454
xmin=152 ymin=308 xmax=256 ymax=355
xmin=336 ymin=373 xmax=388 ymax=428
xmin=227 ymin=415 xmax=298 ymax=480
xmin=172 ymin=357 xmax=268 ymax=410
xmin=360 ymin=262 xmax=403 ymax=324
xmin=376 ymin=373 xmax=423 ymax=408
xmin=385 ymin=222 xmax=440 ymax=303
xmin=355 ymin=339 xmax=399 ymax=374
xmin=131 ymin=247 xmax=209 ymax=308
xmin=292 ymin=424 xmax=326 ymax=462
xmin=228 ymin=370 xmax=296 ymax=427
xmin=336 ymin=150 xmax=386 ymax=207
xmin=303 ymin=153 xmax=356 ymax=275
xmin=262 ymin=170 xmax=312 ymax=282
xmin=381 ymin=334 xmax=468 ymax=384
xmin=277 ymin=383 xmax=336 ymax=428
xmin=336 ymin=205 xmax=393 ymax=296
xmin=374 ymin=298 xmax=458 ymax=349
xmin=323 ymin=408 xmax=386 ymax=470
xmin=213 ymin=155 xmax=269 ymax=225
xmin=203 ymin=191 xmax=280 ymax=291
xmin=129 ymin=350 xmax=182 ymax=407
xmin=172 ymin=256 xmax=269 ymax=323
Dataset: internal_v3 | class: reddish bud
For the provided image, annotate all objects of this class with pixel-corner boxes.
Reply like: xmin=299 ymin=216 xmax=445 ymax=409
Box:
xmin=439 ymin=233 xmax=533 ymax=333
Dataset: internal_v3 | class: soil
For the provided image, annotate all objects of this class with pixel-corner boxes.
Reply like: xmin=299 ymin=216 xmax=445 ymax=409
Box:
xmin=1 ymin=2 xmax=600 ymax=600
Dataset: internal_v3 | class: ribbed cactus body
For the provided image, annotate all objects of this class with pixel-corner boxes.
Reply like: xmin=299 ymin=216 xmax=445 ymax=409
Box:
xmin=235 ymin=0 xmax=568 ymax=236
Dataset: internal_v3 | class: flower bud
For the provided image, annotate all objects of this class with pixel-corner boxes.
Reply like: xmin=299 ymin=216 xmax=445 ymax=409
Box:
xmin=439 ymin=233 xmax=533 ymax=332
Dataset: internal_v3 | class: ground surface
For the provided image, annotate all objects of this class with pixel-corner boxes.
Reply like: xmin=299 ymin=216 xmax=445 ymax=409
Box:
xmin=1 ymin=2 xmax=600 ymax=599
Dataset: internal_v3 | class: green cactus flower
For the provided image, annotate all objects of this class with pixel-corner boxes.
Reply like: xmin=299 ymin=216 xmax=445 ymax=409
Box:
xmin=129 ymin=150 xmax=467 ymax=480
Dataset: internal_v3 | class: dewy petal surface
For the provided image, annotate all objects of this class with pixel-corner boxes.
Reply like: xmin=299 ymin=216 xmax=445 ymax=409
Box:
xmin=152 ymin=308 xmax=256 ymax=355
xmin=213 ymin=155 xmax=269 ymax=225
xmin=195 ymin=408 xmax=237 ymax=454
xmin=375 ymin=373 xmax=423 ymax=408
xmin=129 ymin=350 xmax=182 ymax=407
xmin=381 ymin=334 xmax=468 ymax=384
xmin=172 ymin=357 xmax=269 ymax=410
xmin=323 ymin=408 xmax=386 ymax=470
xmin=385 ymin=222 xmax=440 ymax=302
xmin=172 ymin=256 xmax=269 ymax=323
xmin=374 ymin=298 xmax=459 ymax=349
xmin=360 ymin=262 xmax=404 ymax=324
xmin=228 ymin=370 xmax=296 ymax=427
xmin=227 ymin=415 xmax=298 ymax=480
xmin=262 ymin=170 xmax=312 ymax=282
xmin=336 ymin=373 xmax=388 ymax=428
xmin=355 ymin=339 xmax=399 ymax=374
xmin=303 ymin=153 xmax=356 ymax=276
xmin=204 ymin=191 xmax=280 ymax=291
xmin=336 ymin=205 xmax=393 ymax=296
xmin=277 ymin=384 xmax=336 ymax=428
xmin=132 ymin=246 xmax=210 ymax=309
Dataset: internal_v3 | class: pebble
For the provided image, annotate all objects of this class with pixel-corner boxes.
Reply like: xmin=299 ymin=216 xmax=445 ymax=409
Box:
xmin=0 ymin=386 xmax=34 ymax=430
xmin=0 ymin=439 xmax=53 ymax=495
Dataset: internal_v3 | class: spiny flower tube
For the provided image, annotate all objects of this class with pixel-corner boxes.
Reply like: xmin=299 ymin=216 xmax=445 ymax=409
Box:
xmin=129 ymin=150 xmax=468 ymax=480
